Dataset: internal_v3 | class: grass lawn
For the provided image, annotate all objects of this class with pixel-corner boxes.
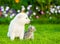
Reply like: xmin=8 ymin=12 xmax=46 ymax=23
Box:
xmin=0 ymin=24 xmax=60 ymax=44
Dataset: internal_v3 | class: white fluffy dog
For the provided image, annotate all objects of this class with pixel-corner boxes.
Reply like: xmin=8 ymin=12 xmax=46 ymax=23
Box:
xmin=7 ymin=12 xmax=30 ymax=40
xmin=24 ymin=25 xmax=36 ymax=39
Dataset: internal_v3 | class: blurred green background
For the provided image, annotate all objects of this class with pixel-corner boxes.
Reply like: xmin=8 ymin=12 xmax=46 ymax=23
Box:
xmin=0 ymin=0 xmax=60 ymax=24
xmin=0 ymin=0 xmax=60 ymax=44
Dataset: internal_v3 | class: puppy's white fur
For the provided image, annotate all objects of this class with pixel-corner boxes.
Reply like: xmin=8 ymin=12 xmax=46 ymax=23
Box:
xmin=7 ymin=13 xmax=30 ymax=40
xmin=24 ymin=25 xmax=36 ymax=39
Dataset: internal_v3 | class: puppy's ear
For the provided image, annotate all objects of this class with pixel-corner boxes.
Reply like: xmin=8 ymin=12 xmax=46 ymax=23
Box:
xmin=15 ymin=13 xmax=22 ymax=18
xmin=18 ymin=16 xmax=21 ymax=18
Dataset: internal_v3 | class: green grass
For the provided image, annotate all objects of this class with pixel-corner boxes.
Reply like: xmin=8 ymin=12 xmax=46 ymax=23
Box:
xmin=0 ymin=24 xmax=60 ymax=44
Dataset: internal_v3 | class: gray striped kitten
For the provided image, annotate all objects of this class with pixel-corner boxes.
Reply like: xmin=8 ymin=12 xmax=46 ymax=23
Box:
xmin=24 ymin=25 xmax=36 ymax=39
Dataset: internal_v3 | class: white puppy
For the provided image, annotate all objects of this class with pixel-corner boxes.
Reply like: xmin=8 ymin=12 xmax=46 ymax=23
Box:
xmin=24 ymin=25 xmax=36 ymax=39
xmin=7 ymin=12 xmax=30 ymax=40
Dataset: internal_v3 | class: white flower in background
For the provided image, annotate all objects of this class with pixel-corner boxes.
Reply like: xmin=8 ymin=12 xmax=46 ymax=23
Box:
xmin=33 ymin=12 xmax=36 ymax=15
xmin=17 ymin=10 xmax=20 ymax=13
xmin=30 ymin=16 xmax=33 ymax=21
xmin=10 ymin=16 xmax=13 ymax=18
xmin=36 ymin=6 xmax=40 ymax=11
xmin=3 ymin=11 xmax=6 ymax=14
xmin=54 ymin=5 xmax=56 ymax=8
xmin=27 ymin=5 xmax=32 ymax=10
xmin=49 ymin=17 xmax=52 ymax=19
xmin=46 ymin=11 xmax=49 ymax=14
xmin=58 ymin=10 xmax=60 ymax=13
xmin=30 ymin=16 xmax=32 ymax=18
xmin=12 ymin=13 xmax=15 ymax=16
xmin=50 ymin=5 xmax=53 ymax=8
xmin=38 ymin=9 xmax=40 ymax=11
xmin=49 ymin=13 xmax=51 ymax=15
xmin=55 ymin=10 xmax=57 ymax=13
xmin=26 ymin=11 xmax=29 ymax=15
xmin=5 ymin=6 xmax=9 ymax=11
xmin=50 ymin=8 xmax=55 ymax=13
xmin=27 ymin=7 xmax=30 ymax=10
xmin=56 ymin=6 xmax=60 ymax=9
xmin=28 ymin=5 xmax=32 ymax=8
xmin=9 ymin=10 xmax=13 ymax=13
xmin=1 ymin=6 xmax=4 ymax=11
xmin=4 ymin=14 xmax=8 ymax=17
xmin=10 ymin=13 xmax=15 ymax=18
xmin=36 ymin=6 xmax=39 ymax=10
